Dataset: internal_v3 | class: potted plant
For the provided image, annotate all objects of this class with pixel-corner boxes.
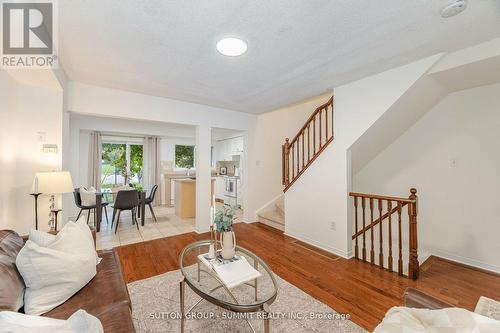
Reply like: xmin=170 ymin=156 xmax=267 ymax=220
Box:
xmin=214 ymin=205 xmax=236 ymax=259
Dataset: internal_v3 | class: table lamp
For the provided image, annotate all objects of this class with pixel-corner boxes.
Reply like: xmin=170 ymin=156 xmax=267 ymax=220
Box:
xmin=33 ymin=171 xmax=74 ymax=231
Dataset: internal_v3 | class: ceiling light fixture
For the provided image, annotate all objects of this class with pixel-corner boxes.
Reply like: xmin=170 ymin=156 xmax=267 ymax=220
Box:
xmin=441 ymin=0 xmax=467 ymax=18
xmin=216 ymin=38 xmax=247 ymax=57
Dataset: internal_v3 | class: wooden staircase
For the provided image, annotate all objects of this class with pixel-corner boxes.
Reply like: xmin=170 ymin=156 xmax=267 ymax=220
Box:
xmin=282 ymin=96 xmax=334 ymax=192
xmin=257 ymin=196 xmax=285 ymax=231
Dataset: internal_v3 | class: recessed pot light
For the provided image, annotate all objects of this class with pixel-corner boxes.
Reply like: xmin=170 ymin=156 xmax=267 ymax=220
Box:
xmin=441 ymin=0 xmax=467 ymax=18
xmin=216 ymin=38 xmax=247 ymax=57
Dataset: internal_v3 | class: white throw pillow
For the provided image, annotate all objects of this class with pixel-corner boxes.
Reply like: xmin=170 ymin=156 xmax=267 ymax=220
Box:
xmin=29 ymin=229 xmax=56 ymax=247
xmin=80 ymin=187 xmax=96 ymax=206
xmin=0 ymin=309 xmax=103 ymax=333
xmin=15 ymin=220 xmax=98 ymax=315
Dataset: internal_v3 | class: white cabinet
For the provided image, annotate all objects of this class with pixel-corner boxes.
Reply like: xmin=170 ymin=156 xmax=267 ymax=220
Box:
xmin=215 ymin=136 xmax=244 ymax=161
xmin=214 ymin=176 xmax=225 ymax=200
xmin=232 ymin=136 xmax=243 ymax=154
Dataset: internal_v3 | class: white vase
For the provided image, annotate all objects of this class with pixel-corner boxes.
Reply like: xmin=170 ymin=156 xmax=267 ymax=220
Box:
xmin=220 ymin=231 xmax=236 ymax=259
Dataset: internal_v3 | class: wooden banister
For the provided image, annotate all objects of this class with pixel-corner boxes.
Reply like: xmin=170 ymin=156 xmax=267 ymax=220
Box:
xmin=351 ymin=202 xmax=408 ymax=239
xmin=282 ymin=96 xmax=333 ymax=192
xmin=350 ymin=188 xmax=419 ymax=280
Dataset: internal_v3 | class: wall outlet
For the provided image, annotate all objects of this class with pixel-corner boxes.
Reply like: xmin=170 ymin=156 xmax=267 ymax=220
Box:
xmin=330 ymin=221 xmax=336 ymax=231
xmin=37 ymin=131 xmax=46 ymax=142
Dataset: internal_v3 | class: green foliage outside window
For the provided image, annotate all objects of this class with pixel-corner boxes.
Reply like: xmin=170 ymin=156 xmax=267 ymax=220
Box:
xmin=101 ymin=143 xmax=143 ymax=185
xmin=175 ymin=145 xmax=195 ymax=168
xmin=130 ymin=144 xmax=143 ymax=182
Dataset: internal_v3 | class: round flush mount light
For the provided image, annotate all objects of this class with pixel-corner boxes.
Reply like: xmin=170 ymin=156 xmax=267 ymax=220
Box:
xmin=216 ymin=38 xmax=247 ymax=56
xmin=441 ymin=0 xmax=467 ymax=18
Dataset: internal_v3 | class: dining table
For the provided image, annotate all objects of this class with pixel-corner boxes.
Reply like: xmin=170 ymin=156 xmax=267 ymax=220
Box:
xmin=94 ymin=190 xmax=147 ymax=232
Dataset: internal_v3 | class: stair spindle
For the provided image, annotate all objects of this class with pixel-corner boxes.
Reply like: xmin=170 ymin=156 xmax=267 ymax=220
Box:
xmin=319 ymin=109 xmax=322 ymax=148
xmin=302 ymin=131 xmax=305 ymax=169
xmin=378 ymin=199 xmax=383 ymax=268
xmin=307 ymin=124 xmax=310 ymax=162
xmin=387 ymin=200 xmax=393 ymax=272
xmin=313 ymin=117 xmax=316 ymax=154
xmin=296 ymin=141 xmax=299 ymax=175
xmin=397 ymin=201 xmax=403 ymax=276
xmin=331 ymin=105 xmax=334 ymax=141
xmin=354 ymin=197 xmax=359 ymax=259
xmin=362 ymin=197 xmax=366 ymax=261
xmin=325 ymin=107 xmax=329 ymax=141
xmin=331 ymin=105 xmax=334 ymax=140
xmin=370 ymin=198 xmax=375 ymax=264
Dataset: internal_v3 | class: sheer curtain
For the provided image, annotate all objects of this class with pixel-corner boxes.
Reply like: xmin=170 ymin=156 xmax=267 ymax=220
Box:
xmin=88 ymin=131 xmax=102 ymax=190
xmin=143 ymin=136 xmax=161 ymax=206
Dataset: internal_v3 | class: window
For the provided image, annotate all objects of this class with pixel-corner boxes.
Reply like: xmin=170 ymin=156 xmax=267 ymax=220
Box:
xmin=175 ymin=145 xmax=195 ymax=168
xmin=101 ymin=142 xmax=143 ymax=190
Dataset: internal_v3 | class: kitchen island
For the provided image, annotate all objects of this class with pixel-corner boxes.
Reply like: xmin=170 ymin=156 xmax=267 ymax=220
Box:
xmin=173 ymin=178 xmax=215 ymax=218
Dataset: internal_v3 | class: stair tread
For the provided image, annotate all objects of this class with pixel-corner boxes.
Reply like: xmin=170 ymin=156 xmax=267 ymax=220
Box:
xmin=258 ymin=210 xmax=284 ymax=225
xmin=275 ymin=197 xmax=285 ymax=215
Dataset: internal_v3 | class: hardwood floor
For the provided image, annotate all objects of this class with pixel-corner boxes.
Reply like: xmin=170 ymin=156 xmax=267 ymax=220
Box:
xmin=116 ymin=222 xmax=500 ymax=331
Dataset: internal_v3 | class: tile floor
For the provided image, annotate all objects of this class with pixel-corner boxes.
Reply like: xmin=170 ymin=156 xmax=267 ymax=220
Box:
xmin=96 ymin=203 xmax=244 ymax=250
xmin=96 ymin=205 xmax=195 ymax=250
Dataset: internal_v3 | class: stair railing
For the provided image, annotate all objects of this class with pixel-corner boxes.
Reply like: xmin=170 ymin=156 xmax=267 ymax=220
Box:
xmin=349 ymin=188 xmax=419 ymax=280
xmin=282 ymin=96 xmax=334 ymax=192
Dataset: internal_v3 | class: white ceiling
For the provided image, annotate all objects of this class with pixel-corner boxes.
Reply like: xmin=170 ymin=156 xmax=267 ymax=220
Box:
xmin=59 ymin=0 xmax=500 ymax=114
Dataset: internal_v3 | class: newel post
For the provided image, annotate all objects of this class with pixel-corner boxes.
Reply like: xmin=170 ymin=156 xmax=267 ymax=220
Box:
xmin=282 ymin=138 xmax=290 ymax=186
xmin=408 ymin=188 xmax=419 ymax=280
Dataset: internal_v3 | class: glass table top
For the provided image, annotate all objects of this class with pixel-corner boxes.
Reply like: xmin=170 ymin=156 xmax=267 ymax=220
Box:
xmin=179 ymin=240 xmax=278 ymax=312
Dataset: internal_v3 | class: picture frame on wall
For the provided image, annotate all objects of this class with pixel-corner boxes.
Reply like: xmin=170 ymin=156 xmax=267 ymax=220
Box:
xmin=220 ymin=167 xmax=227 ymax=175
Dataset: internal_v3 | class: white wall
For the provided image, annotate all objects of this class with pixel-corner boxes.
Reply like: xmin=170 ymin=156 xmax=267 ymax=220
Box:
xmin=0 ymin=70 xmax=64 ymax=234
xmin=354 ymin=83 xmax=500 ymax=272
xmin=284 ymin=56 xmax=441 ymax=257
xmin=0 ymin=71 xmax=19 ymax=230
xmin=251 ymin=109 xmax=288 ymax=211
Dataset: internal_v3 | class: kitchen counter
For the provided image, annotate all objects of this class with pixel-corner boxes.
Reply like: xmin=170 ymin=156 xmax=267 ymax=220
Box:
xmin=163 ymin=173 xmax=218 ymax=206
xmin=173 ymin=178 xmax=215 ymax=218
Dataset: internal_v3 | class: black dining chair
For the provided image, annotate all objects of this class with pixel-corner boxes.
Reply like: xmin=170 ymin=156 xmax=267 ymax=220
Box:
xmin=112 ymin=190 xmax=139 ymax=234
xmin=145 ymin=185 xmax=158 ymax=222
xmin=73 ymin=188 xmax=109 ymax=226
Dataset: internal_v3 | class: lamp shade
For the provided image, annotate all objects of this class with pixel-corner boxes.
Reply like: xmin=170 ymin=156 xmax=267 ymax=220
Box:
xmin=33 ymin=171 xmax=74 ymax=194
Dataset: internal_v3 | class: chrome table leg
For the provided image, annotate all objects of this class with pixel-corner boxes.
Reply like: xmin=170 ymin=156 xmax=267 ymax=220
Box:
xmin=263 ymin=303 xmax=270 ymax=333
xmin=180 ymin=278 xmax=185 ymax=333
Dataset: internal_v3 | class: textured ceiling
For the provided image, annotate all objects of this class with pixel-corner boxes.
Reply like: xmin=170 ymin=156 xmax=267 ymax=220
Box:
xmin=59 ymin=0 xmax=500 ymax=114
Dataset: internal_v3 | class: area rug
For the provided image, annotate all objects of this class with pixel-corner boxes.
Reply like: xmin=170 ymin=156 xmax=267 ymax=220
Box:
xmin=128 ymin=267 xmax=366 ymax=333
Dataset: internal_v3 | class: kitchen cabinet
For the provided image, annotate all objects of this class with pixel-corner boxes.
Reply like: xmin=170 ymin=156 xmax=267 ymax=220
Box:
xmin=214 ymin=176 xmax=225 ymax=200
xmin=232 ymin=136 xmax=243 ymax=154
xmin=215 ymin=136 xmax=244 ymax=161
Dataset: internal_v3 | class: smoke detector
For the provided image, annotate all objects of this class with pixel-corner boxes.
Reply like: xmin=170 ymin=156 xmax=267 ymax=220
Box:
xmin=441 ymin=0 xmax=468 ymax=18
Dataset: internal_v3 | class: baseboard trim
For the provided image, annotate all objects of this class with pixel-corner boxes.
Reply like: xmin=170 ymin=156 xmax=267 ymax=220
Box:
xmin=429 ymin=250 xmax=500 ymax=274
xmin=284 ymin=230 xmax=350 ymax=259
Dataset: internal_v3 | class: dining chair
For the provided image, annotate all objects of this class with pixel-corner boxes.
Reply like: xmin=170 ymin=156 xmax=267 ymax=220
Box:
xmin=145 ymin=184 xmax=158 ymax=222
xmin=112 ymin=189 xmax=139 ymax=234
xmin=73 ymin=188 xmax=109 ymax=226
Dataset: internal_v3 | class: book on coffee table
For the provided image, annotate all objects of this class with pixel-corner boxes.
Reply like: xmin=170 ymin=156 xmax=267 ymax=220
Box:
xmin=198 ymin=251 xmax=262 ymax=289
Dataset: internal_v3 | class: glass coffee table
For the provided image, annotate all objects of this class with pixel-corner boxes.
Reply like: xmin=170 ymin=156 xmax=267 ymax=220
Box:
xmin=179 ymin=240 xmax=278 ymax=333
